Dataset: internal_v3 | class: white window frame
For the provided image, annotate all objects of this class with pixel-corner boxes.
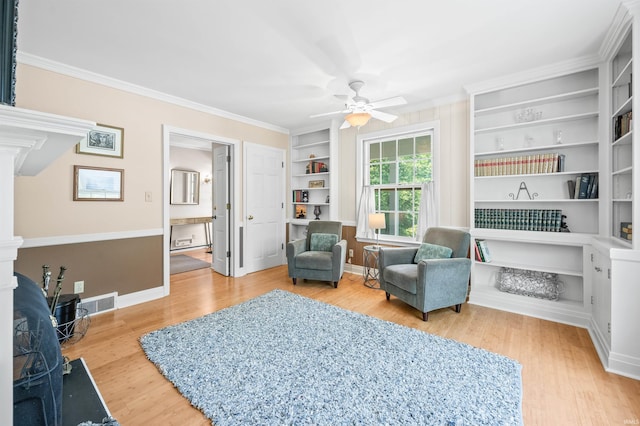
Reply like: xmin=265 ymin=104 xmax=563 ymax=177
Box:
xmin=355 ymin=121 xmax=440 ymax=245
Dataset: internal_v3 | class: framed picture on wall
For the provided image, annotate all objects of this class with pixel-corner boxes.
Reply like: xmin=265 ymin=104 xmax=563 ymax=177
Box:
xmin=73 ymin=165 xmax=124 ymax=201
xmin=76 ymin=124 xmax=124 ymax=158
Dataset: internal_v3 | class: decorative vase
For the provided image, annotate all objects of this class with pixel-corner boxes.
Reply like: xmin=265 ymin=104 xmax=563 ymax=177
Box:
xmin=313 ymin=205 xmax=321 ymax=220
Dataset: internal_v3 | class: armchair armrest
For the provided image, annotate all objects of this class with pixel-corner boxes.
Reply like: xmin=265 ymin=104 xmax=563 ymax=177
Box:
xmin=332 ymin=239 xmax=347 ymax=280
xmin=417 ymin=258 xmax=472 ymax=310
xmin=286 ymin=238 xmax=307 ymax=259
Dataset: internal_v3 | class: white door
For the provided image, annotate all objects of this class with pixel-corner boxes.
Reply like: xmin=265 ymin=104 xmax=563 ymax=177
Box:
xmin=212 ymin=145 xmax=230 ymax=275
xmin=244 ymin=143 xmax=285 ymax=273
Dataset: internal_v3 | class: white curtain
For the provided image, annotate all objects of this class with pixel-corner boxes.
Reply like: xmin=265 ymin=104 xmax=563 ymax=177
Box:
xmin=416 ymin=181 xmax=437 ymax=240
xmin=356 ymin=185 xmax=375 ymax=239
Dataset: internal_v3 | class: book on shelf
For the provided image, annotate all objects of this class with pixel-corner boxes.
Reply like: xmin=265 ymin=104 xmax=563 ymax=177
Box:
xmin=573 ymin=173 xmax=598 ymax=199
xmin=557 ymin=154 xmax=565 ymax=172
xmin=473 ymin=241 xmax=483 ymax=262
xmin=614 ymin=111 xmax=633 ymax=140
xmin=620 ymin=222 xmax=632 ymax=241
xmin=567 ymin=179 xmax=576 ymax=199
xmin=475 ymin=239 xmax=492 ymax=262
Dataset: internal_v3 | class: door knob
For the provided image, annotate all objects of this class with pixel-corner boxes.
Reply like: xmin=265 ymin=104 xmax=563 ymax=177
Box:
xmin=248 ymin=215 xmax=254 ymax=220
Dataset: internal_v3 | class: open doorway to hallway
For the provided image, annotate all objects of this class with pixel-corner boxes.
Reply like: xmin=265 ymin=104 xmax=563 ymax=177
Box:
xmin=163 ymin=125 xmax=239 ymax=295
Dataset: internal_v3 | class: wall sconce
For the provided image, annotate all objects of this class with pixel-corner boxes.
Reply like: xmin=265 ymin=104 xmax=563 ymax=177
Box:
xmin=203 ymin=174 xmax=211 ymax=184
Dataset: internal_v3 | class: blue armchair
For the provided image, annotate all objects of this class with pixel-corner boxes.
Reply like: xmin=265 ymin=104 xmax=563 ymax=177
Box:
xmin=378 ymin=227 xmax=471 ymax=321
xmin=286 ymin=221 xmax=347 ymax=288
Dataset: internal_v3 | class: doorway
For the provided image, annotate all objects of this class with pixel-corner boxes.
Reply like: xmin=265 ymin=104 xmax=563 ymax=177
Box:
xmin=162 ymin=125 xmax=239 ymax=295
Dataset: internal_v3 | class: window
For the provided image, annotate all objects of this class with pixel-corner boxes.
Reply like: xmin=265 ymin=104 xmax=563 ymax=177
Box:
xmin=357 ymin=122 xmax=438 ymax=242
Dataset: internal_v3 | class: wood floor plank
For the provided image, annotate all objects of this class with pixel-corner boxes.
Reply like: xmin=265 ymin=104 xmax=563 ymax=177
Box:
xmin=62 ymin=252 xmax=640 ymax=425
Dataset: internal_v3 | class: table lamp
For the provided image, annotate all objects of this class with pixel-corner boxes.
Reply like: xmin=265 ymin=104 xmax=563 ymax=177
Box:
xmin=369 ymin=213 xmax=386 ymax=248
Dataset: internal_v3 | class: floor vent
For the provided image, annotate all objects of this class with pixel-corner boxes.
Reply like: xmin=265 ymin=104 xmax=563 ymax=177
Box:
xmin=78 ymin=292 xmax=117 ymax=316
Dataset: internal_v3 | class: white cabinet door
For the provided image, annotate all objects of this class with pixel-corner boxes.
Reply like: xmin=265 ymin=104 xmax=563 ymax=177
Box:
xmin=590 ymin=247 xmax=611 ymax=350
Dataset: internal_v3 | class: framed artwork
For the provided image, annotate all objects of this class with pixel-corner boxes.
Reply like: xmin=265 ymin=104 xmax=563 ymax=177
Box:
xmin=76 ymin=124 xmax=124 ymax=158
xmin=309 ymin=180 xmax=325 ymax=188
xmin=73 ymin=165 xmax=124 ymax=201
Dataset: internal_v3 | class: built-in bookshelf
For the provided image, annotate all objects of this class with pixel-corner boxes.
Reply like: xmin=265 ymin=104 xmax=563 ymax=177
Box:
xmin=289 ymin=125 xmax=338 ymax=241
xmin=610 ymin=29 xmax=635 ymax=248
xmin=468 ymin=66 xmax=600 ymax=326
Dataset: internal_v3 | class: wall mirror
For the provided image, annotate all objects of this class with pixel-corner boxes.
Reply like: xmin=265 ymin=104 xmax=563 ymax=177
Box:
xmin=170 ymin=169 xmax=200 ymax=205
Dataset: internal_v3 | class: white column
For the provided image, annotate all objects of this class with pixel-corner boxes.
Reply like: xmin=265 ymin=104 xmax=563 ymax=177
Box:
xmin=0 ymin=147 xmax=22 ymax=426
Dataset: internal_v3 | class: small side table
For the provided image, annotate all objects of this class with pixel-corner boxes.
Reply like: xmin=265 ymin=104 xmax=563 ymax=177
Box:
xmin=363 ymin=245 xmax=381 ymax=288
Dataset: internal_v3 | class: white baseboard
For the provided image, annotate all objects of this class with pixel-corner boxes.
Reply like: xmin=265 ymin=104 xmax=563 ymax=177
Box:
xmin=117 ymin=286 xmax=165 ymax=309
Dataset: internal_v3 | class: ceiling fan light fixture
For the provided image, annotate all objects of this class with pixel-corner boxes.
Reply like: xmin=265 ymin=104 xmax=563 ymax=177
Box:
xmin=345 ymin=112 xmax=371 ymax=127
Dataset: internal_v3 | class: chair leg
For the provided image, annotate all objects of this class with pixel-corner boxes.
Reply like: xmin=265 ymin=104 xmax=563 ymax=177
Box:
xmin=455 ymin=304 xmax=461 ymax=313
xmin=385 ymin=292 xmax=390 ymax=301
xmin=292 ymin=278 xmax=297 ymax=285
xmin=422 ymin=312 xmax=429 ymax=321
xmin=333 ymin=281 xmax=338 ymax=288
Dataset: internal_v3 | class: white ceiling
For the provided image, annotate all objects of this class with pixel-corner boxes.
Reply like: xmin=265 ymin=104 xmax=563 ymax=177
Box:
xmin=16 ymin=0 xmax=621 ymax=132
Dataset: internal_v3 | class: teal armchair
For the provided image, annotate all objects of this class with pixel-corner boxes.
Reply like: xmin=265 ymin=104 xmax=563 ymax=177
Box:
xmin=378 ymin=227 xmax=471 ymax=321
xmin=286 ymin=221 xmax=347 ymax=288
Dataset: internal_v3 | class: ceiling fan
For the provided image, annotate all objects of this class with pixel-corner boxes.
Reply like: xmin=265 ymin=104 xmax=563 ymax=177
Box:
xmin=311 ymin=80 xmax=407 ymax=129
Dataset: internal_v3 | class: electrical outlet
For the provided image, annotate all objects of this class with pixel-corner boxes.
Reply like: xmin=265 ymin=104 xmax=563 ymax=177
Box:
xmin=74 ymin=280 xmax=85 ymax=294
xmin=348 ymin=249 xmax=354 ymax=258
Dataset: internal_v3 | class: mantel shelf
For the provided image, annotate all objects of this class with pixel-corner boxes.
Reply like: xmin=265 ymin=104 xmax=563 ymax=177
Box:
xmin=0 ymin=105 xmax=95 ymax=176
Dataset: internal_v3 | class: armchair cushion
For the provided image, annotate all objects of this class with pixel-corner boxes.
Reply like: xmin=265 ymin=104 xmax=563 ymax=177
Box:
xmin=310 ymin=233 xmax=339 ymax=252
xmin=413 ymin=242 xmax=453 ymax=263
xmin=383 ymin=264 xmax=419 ymax=293
xmin=295 ymin=251 xmax=333 ymax=270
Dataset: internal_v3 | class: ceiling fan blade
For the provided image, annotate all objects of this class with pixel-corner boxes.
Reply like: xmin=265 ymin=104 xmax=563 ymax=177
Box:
xmin=339 ymin=120 xmax=351 ymax=130
xmin=370 ymin=109 xmax=398 ymax=123
xmin=367 ymin=96 xmax=407 ymax=110
xmin=310 ymin=109 xmax=349 ymax=118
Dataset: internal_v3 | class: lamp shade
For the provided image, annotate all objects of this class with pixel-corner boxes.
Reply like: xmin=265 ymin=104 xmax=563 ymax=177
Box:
xmin=368 ymin=213 xmax=386 ymax=230
xmin=345 ymin=112 xmax=371 ymax=127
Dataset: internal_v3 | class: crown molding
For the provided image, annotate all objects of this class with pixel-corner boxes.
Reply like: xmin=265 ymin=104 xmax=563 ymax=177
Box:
xmin=464 ymin=54 xmax=601 ymax=95
xmin=599 ymin=3 xmax=633 ymax=60
xmin=17 ymin=52 xmax=290 ymax=135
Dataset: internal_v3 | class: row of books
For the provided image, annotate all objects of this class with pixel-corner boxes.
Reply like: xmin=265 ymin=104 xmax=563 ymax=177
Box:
xmin=613 ymin=110 xmax=632 ymax=141
xmin=292 ymin=190 xmax=309 ymax=202
xmin=474 ymin=152 xmax=564 ymax=177
xmin=567 ymin=173 xmax=598 ymax=199
xmin=305 ymin=161 xmax=328 ymax=174
xmin=474 ymin=239 xmax=492 ymax=262
xmin=474 ymin=208 xmax=564 ymax=232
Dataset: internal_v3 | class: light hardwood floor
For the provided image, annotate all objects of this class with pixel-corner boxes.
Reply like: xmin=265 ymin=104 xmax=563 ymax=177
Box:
xmin=62 ymin=251 xmax=640 ymax=425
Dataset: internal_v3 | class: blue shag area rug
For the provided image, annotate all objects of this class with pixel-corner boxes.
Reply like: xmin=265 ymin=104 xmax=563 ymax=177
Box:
xmin=140 ymin=290 xmax=523 ymax=425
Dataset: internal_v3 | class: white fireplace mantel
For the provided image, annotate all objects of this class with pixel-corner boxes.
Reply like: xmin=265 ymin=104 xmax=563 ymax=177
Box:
xmin=0 ymin=104 xmax=94 ymax=425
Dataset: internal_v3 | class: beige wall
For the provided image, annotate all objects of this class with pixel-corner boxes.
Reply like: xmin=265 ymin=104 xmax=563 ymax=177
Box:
xmin=336 ymin=100 xmax=470 ymax=227
xmin=14 ymin=63 xmax=288 ymax=238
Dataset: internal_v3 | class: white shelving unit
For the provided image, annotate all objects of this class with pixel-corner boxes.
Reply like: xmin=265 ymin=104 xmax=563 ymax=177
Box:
xmin=610 ymin=29 xmax=636 ymax=248
xmin=289 ymin=124 xmax=338 ymax=241
xmin=468 ymin=67 xmax=601 ymax=327
xmin=587 ymin=10 xmax=640 ymax=379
